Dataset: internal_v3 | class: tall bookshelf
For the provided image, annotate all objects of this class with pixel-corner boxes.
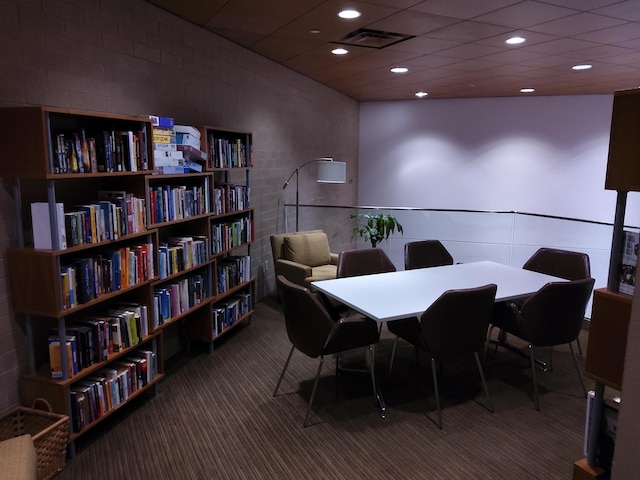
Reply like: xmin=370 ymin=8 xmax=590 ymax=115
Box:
xmin=187 ymin=126 xmax=255 ymax=349
xmin=0 ymin=107 xmax=163 ymax=455
xmin=574 ymin=88 xmax=640 ymax=479
xmin=0 ymin=108 xmax=256 ymax=453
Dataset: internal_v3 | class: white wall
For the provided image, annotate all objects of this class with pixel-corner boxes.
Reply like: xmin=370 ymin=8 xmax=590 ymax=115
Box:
xmin=358 ymin=95 xmax=640 ymax=225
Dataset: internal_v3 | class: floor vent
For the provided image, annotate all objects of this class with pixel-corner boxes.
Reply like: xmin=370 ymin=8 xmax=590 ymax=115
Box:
xmin=334 ymin=28 xmax=414 ymax=49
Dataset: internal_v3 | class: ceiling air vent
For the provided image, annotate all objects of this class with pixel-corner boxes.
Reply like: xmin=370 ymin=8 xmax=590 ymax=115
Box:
xmin=334 ymin=28 xmax=414 ymax=49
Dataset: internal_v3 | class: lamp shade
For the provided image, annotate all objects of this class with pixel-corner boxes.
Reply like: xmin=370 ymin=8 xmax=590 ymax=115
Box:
xmin=316 ymin=159 xmax=346 ymax=183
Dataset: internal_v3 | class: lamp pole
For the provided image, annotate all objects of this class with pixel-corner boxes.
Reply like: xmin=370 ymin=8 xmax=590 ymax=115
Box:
xmin=283 ymin=158 xmax=332 ymax=232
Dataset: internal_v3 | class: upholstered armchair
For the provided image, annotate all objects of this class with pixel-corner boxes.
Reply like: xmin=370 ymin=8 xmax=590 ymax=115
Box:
xmin=270 ymin=230 xmax=339 ymax=288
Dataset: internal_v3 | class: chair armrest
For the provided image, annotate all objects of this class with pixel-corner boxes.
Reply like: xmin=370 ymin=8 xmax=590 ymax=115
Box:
xmin=275 ymin=259 xmax=312 ymax=286
xmin=330 ymin=253 xmax=339 ymax=265
xmin=492 ymin=301 xmax=524 ymax=336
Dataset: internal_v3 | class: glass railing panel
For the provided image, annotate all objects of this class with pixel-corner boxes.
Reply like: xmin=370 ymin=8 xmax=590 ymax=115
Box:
xmin=284 ymin=203 xmax=632 ymax=318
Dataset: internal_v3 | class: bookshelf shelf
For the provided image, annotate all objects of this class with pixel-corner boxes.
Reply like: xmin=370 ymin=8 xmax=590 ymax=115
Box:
xmin=68 ymin=373 xmax=165 ymax=443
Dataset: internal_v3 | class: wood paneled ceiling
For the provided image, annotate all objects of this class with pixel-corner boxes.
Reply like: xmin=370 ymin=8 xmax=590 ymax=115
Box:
xmin=146 ymin=0 xmax=640 ymax=101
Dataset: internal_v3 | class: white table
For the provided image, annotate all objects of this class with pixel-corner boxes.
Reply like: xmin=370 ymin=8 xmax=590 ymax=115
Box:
xmin=312 ymin=261 xmax=565 ymax=323
xmin=312 ymin=261 xmax=566 ymax=417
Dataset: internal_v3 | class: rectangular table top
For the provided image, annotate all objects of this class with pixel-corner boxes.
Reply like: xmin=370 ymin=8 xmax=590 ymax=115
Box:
xmin=311 ymin=261 xmax=565 ymax=322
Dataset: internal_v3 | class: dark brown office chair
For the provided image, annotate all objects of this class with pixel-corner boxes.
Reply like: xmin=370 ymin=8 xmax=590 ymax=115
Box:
xmin=522 ymin=247 xmax=591 ymax=358
xmin=404 ymin=240 xmax=454 ymax=270
xmin=523 ymin=247 xmax=591 ymax=281
xmin=387 ymin=283 xmax=498 ymax=429
xmin=337 ymin=248 xmax=396 ymax=278
xmin=489 ymin=277 xmax=595 ymax=410
xmin=273 ymin=275 xmax=381 ymax=427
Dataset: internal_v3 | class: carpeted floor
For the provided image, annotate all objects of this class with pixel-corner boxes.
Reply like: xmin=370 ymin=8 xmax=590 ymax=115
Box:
xmin=57 ymin=298 xmax=590 ymax=479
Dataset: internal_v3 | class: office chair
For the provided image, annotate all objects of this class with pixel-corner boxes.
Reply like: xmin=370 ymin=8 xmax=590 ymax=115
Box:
xmin=523 ymin=247 xmax=591 ymax=282
xmin=336 ymin=247 xmax=396 ymax=334
xmin=495 ymin=247 xmax=591 ymax=365
xmin=273 ymin=275 xmax=380 ymax=427
xmin=387 ymin=283 xmax=498 ymax=429
xmin=524 ymin=248 xmax=591 ymax=358
xmin=337 ymin=248 xmax=396 ymax=278
xmin=489 ymin=277 xmax=595 ymax=410
xmin=404 ymin=240 xmax=454 ymax=270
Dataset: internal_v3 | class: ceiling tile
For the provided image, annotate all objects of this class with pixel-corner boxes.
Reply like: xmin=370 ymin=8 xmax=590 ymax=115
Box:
xmin=592 ymin=0 xmax=640 ymax=21
xmin=531 ymin=0 xmax=622 ymax=10
xmin=434 ymin=43 xmax=506 ymax=59
xmin=473 ymin=1 xmax=579 ymax=28
xmin=424 ymin=21 xmax=513 ymax=43
xmin=575 ymin=22 xmax=640 ymax=44
xmin=529 ymin=12 xmax=626 ymax=36
xmin=409 ymin=0 xmax=523 ymax=20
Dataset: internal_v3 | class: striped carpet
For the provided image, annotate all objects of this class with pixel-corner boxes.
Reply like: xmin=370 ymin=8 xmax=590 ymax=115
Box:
xmin=57 ymin=298 xmax=589 ymax=480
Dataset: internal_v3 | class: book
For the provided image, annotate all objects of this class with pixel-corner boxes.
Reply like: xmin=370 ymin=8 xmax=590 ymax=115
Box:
xmin=177 ymin=144 xmax=208 ymax=162
xmin=619 ymin=230 xmax=639 ymax=295
xmin=31 ymin=202 xmax=67 ymax=250
xmin=148 ymin=115 xmax=174 ymax=129
xmin=49 ymin=335 xmax=77 ymax=379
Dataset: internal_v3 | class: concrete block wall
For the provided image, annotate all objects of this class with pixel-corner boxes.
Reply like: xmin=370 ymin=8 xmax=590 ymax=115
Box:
xmin=0 ymin=0 xmax=359 ymax=412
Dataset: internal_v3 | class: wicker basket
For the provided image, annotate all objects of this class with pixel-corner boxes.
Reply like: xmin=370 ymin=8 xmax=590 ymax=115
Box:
xmin=0 ymin=398 xmax=69 ymax=480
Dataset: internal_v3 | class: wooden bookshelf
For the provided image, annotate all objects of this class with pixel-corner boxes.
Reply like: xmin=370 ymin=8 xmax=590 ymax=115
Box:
xmin=574 ymin=87 xmax=640 ymax=479
xmin=585 ymin=289 xmax=631 ymax=390
xmin=184 ymin=126 xmax=255 ymax=350
xmin=0 ymin=106 xmax=164 ymax=455
xmin=0 ymin=108 xmax=256 ymax=455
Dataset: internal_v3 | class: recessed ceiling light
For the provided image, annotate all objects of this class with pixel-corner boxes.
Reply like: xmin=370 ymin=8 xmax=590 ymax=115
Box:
xmin=572 ymin=64 xmax=592 ymax=71
xmin=309 ymin=29 xmax=320 ymax=34
xmin=338 ymin=9 xmax=361 ymax=19
xmin=332 ymin=48 xmax=348 ymax=55
xmin=415 ymin=91 xmax=428 ymax=98
xmin=390 ymin=67 xmax=408 ymax=74
xmin=520 ymin=88 xmax=535 ymax=93
xmin=506 ymin=36 xmax=526 ymax=45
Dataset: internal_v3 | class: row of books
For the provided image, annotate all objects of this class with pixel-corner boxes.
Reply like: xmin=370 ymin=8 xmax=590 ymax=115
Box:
xmin=53 ymin=128 xmax=148 ymax=174
xmin=212 ymin=184 xmax=249 ymax=215
xmin=60 ymin=242 xmax=155 ymax=309
xmin=216 ymin=255 xmax=251 ymax=294
xmin=158 ymin=236 xmax=208 ymax=280
xmin=207 ymin=135 xmax=251 ymax=169
xmin=153 ymin=273 xmax=207 ymax=326
xmin=69 ymin=348 xmax=158 ymax=433
xmin=212 ymin=292 xmax=253 ymax=337
xmin=211 ymin=217 xmax=253 ymax=254
xmin=148 ymin=180 xmax=211 ymax=225
xmin=31 ymin=191 xmax=145 ymax=251
xmin=48 ymin=303 xmax=150 ymax=378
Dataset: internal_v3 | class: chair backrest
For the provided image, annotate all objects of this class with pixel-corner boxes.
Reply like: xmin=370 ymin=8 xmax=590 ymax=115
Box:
xmin=419 ymin=284 xmax=498 ymax=360
xmin=337 ymin=248 xmax=396 ymax=278
xmin=270 ymin=230 xmax=325 ymax=262
xmin=404 ymin=240 xmax=454 ymax=270
xmin=276 ymin=275 xmax=334 ymax=358
xmin=523 ymin=247 xmax=591 ymax=280
xmin=520 ymin=277 xmax=595 ymax=347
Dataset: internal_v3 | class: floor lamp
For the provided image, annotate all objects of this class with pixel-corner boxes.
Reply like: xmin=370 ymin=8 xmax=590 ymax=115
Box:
xmin=282 ymin=157 xmax=346 ymax=231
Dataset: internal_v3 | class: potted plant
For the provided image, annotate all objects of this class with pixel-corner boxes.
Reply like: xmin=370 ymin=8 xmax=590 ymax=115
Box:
xmin=351 ymin=213 xmax=403 ymax=247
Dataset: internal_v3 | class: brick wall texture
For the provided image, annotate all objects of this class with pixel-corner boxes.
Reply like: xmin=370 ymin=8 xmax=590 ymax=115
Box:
xmin=0 ymin=0 xmax=359 ymax=412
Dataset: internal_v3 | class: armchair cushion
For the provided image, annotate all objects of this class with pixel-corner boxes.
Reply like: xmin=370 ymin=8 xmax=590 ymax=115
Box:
xmin=284 ymin=232 xmax=331 ymax=267
xmin=0 ymin=434 xmax=37 ymax=480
